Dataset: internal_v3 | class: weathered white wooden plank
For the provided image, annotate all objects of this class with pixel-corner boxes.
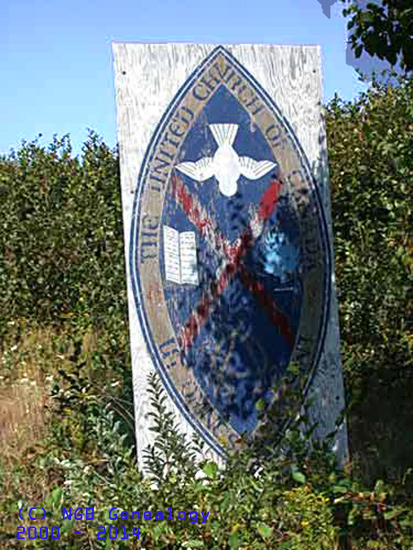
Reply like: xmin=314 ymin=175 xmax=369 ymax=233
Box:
xmin=112 ymin=43 xmax=348 ymax=469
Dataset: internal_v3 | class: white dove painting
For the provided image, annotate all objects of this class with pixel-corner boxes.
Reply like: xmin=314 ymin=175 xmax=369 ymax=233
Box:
xmin=175 ymin=123 xmax=277 ymax=197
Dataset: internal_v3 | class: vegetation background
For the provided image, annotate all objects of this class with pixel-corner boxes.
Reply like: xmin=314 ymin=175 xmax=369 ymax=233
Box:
xmin=0 ymin=2 xmax=412 ymax=547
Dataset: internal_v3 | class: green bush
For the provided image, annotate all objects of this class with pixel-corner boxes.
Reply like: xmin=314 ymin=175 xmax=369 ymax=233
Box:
xmin=326 ymin=75 xmax=413 ymax=483
xmin=0 ymin=131 xmax=126 ymax=332
xmin=276 ymin=486 xmax=335 ymax=549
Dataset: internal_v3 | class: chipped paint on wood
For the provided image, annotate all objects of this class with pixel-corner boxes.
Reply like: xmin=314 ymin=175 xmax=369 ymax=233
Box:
xmin=113 ymin=43 xmax=348 ymax=467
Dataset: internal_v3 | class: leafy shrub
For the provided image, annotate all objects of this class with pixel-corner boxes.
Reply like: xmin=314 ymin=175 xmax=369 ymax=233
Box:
xmin=326 ymin=74 xmax=413 ymax=483
xmin=0 ymin=131 xmax=126 ymax=333
xmin=277 ymin=486 xmax=336 ymax=549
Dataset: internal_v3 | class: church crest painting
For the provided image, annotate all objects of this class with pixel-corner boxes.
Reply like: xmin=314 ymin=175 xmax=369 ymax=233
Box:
xmin=129 ymin=46 xmax=331 ymax=457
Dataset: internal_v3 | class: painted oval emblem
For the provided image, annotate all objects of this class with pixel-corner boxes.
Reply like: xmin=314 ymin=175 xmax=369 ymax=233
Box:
xmin=130 ymin=46 xmax=331 ymax=456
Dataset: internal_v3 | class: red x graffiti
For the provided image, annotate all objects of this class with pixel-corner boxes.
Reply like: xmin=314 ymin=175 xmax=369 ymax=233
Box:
xmin=170 ymin=173 xmax=295 ymax=353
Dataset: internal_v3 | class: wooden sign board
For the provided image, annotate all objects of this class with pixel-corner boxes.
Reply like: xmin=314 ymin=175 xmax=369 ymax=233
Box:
xmin=112 ymin=43 xmax=348 ymax=467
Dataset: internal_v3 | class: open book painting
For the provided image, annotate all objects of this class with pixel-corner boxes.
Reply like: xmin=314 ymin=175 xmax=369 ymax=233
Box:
xmin=163 ymin=225 xmax=199 ymax=286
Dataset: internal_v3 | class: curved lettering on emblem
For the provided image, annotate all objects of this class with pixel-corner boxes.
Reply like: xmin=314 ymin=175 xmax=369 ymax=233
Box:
xmin=130 ymin=46 xmax=331 ymax=457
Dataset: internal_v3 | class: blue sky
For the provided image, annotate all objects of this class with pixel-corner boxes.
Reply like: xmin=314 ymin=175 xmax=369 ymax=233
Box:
xmin=1 ymin=0 xmax=369 ymax=157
